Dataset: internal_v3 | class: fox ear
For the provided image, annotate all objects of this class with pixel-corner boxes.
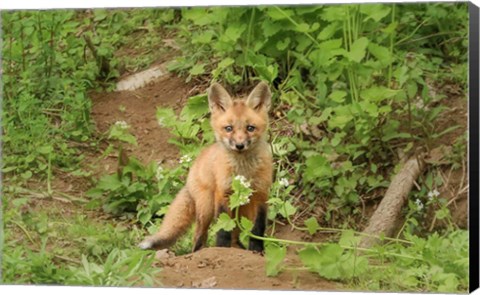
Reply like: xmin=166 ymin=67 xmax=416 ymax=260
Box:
xmin=246 ymin=81 xmax=271 ymax=111
xmin=208 ymin=83 xmax=233 ymax=112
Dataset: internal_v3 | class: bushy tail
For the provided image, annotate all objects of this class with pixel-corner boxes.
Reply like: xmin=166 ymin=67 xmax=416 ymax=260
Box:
xmin=138 ymin=188 xmax=195 ymax=250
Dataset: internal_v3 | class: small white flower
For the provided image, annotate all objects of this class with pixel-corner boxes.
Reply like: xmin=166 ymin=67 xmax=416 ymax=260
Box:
xmin=179 ymin=155 xmax=192 ymax=164
xmin=427 ymin=189 xmax=440 ymax=200
xmin=115 ymin=120 xmax=129 ymax=129
xmin=238 ymin=192 xmax=252 ymax=205
xmin=279 ymin=178 xmax=289 ymax=187
xmin=155 ymin=165 xmax=164 ymax=180
xmin=157 ymin=117 xmax=165 ymax=127
xmin=234 ymin=175 xmax=251 ymax=189
xmin=415 ymin=98 xmax=425 ymax=109
xmin=415 ymin=199 xmax=424 ymax=211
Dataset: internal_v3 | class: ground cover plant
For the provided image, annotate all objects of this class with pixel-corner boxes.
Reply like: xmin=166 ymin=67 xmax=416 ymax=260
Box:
xmin=1 ymin=3 xmax=469 ymax=292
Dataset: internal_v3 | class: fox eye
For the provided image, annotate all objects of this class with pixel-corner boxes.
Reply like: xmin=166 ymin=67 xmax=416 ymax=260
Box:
xmin=246 ymin=125 xmax=256 ymax=132
xmin=224 ymin=126 xmax=233 ymax=132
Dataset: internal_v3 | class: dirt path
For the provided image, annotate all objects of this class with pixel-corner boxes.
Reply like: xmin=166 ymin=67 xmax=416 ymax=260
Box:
xmin=155 ymin=247 xmax=341 ymax=290
xmin=90 ymin=73 xmax=191 ymax=174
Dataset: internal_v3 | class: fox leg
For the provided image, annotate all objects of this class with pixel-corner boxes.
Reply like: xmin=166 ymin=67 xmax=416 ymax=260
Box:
xmin=239 ymin=197 xmax=267 ymax=252
xmin=215 ymin=201 xmax=232 ymax=247
xmin=192 ymin=189 xmax=214 ymax=252
xmin=138 ymin=188 xmax=194 ymax=250
xmin=249 ymin=203 xmax=267 ymax=252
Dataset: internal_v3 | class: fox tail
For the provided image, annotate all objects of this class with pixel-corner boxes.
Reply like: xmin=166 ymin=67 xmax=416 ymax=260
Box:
xmin=138 ymin=187 xmax=195 ymax=250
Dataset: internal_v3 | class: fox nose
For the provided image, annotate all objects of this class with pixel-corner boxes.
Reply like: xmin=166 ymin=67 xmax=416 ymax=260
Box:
xmin=235 ymin=143 xmax=245 ymax=150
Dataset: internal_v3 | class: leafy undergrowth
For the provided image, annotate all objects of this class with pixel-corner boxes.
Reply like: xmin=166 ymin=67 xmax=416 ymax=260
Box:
xmin=2 ymin=190 xmax=160 ymax=286
xmin=2 ymin=3 xmax=469 ymax=293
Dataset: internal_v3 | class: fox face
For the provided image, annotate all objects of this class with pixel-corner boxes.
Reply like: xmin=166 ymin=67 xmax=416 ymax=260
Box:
xmin=208 ymin=82 xmax=271 ymax=153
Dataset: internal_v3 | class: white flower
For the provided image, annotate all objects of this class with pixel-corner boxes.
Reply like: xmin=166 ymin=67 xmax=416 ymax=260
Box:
xmin=415 ymin=199 xmax=424 ymax=211
xmin=234 ymin=175 xmax=251 ymax=189
xmin=155 ymin=165 xmax=164 ymax=180
xmin=279 ymin=178 xmax=289 ymax=187
xmin=238 ymin=192 xmax=252 ymax=206
xmin=157 ymin=117 xmax=165 ymax=127
xmin=115 ymin=120 xmax=129 ymax=129
xmin=179 ymin=155 xmax=192 ymax=164
xmin=415 ymin=98 xmax=425 ymax=109
xmin=428 ymin=189 xmax=440 ymax=200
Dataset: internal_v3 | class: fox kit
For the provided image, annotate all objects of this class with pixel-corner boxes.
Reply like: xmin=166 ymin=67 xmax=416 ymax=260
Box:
xmin=139 ymin=82 xmax=273 ymax=252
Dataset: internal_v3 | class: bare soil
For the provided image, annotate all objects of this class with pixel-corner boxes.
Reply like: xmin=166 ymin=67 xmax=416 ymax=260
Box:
xmin=154 ymin=247 xmax=342 ymax=290
xmin=89 ymin=73 xmax=191 ymax=174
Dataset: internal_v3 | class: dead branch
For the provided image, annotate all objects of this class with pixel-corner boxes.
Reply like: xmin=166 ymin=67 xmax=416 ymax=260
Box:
xmin=359 ymin=153 xmax=427 ymax=248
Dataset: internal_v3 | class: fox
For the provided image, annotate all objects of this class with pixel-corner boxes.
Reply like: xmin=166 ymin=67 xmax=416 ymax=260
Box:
xmin=138 ymin=81 xmax=273 ymax=253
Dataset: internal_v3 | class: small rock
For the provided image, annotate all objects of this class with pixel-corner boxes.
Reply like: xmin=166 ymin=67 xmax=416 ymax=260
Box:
xmin=155 ymin=249 xmax=170 ymax=260
xmin=192 ymin=276 xmax=217 ymax=288
xmin=197 ymin=261 xmax=207 ymax=268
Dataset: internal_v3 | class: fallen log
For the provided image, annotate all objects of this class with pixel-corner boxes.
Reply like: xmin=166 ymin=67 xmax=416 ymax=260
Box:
xmin=359 ymin=153 xmax=426 ymax=248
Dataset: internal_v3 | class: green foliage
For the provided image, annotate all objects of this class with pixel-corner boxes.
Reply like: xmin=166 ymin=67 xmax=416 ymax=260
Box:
xmin=156 ymin=93 xmax=212 ymax=153
xmin=265 ymin=242 xmax=287 ymax=276
xmin=169 ymin=3 xmax=467 ymax=225
xmin=87 ymin=155 xmax=189 ymax=226
xmin=2 ymin=193 xmax=160 ymax=286
xmin=1 ymin=8 xmax=176 ymax=183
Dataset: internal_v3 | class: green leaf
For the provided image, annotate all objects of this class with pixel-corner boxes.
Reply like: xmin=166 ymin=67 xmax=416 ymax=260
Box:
xmin=38 ymin=145 xmax=54 ymax=155
xmin=368 ymin=42 xmax=393 ymax=67
xmin=96 ymin=174 xmax=123 ymax=191
xmin=137 ymin=211 xmax=152 ymax=226
xmin=279 ymin=200 xmax=297 ymax=218
xmin=360 ymin=86 xmax=399 ymax=102
xmin=321 ymin=6 xmax=346 ymax=21
xmin=262 ymin=20 xmax=281 ymax=37
xmin=223 ymin=25 xmax=246 ymax=42
xmin=276 ymin=37 xmax=291 ymax=51
xmin=265 ymin=242 xmax=286 ymax=276
xmin=319 ymin=38 xmax=343 ymax=51
xmin=360 ymin=4 xmax=391 ymax=22
xmin=183 ymin=8 xmax=215 ymax=26
xmin=347 ymin=37 xmax=369 ymax=63
xmin=266 ymin=7 xmax=294 ymax=20
xmin=328 ymin=114 xmax=353 ymax=129
xmin=298 ymin=246 xmax=323 ymax=272
xmin=217 ymin=57 xmax=235 ymax=69
xmin=295 ymin=23 xmax=310 ymax=33
xmin=156 ymin=107 xmax=177 ymax=128
xmin=211 ymin=213 xmax=236 ymax=234
xmin=304 ymin=217 xmax=320 ymax=235
xmin=238 ymin=216 xmax=252 ymax=232
xmin=381 ymin=132 xmax=411 ymax=142
xmin=317 ymin=23 xmax=339 ymax=40
xmin=192 ymin=31 xmax=215 ymax=44
xmin=180 ymin=94 xmax=209 ymax=120
xmin=338 ymin=230 xmax=359 ymax=248
xmin=329 ymin=90 xmax=347 ymax=103
xmin=21 ymin=170 xmax=33 ymax=180
xmin=304 ymin=155 xmax=333 ymax=181
xmin=189 ymin=64 xmax=205 ymax=76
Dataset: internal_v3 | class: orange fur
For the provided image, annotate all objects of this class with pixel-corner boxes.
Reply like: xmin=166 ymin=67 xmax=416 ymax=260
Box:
xmin=139 ymin=82 xmax=273 ymax=252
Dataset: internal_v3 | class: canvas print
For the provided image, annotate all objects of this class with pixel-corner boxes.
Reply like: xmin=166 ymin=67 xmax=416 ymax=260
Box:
xmin=1 ymin=2 xmax=470 ymax=293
